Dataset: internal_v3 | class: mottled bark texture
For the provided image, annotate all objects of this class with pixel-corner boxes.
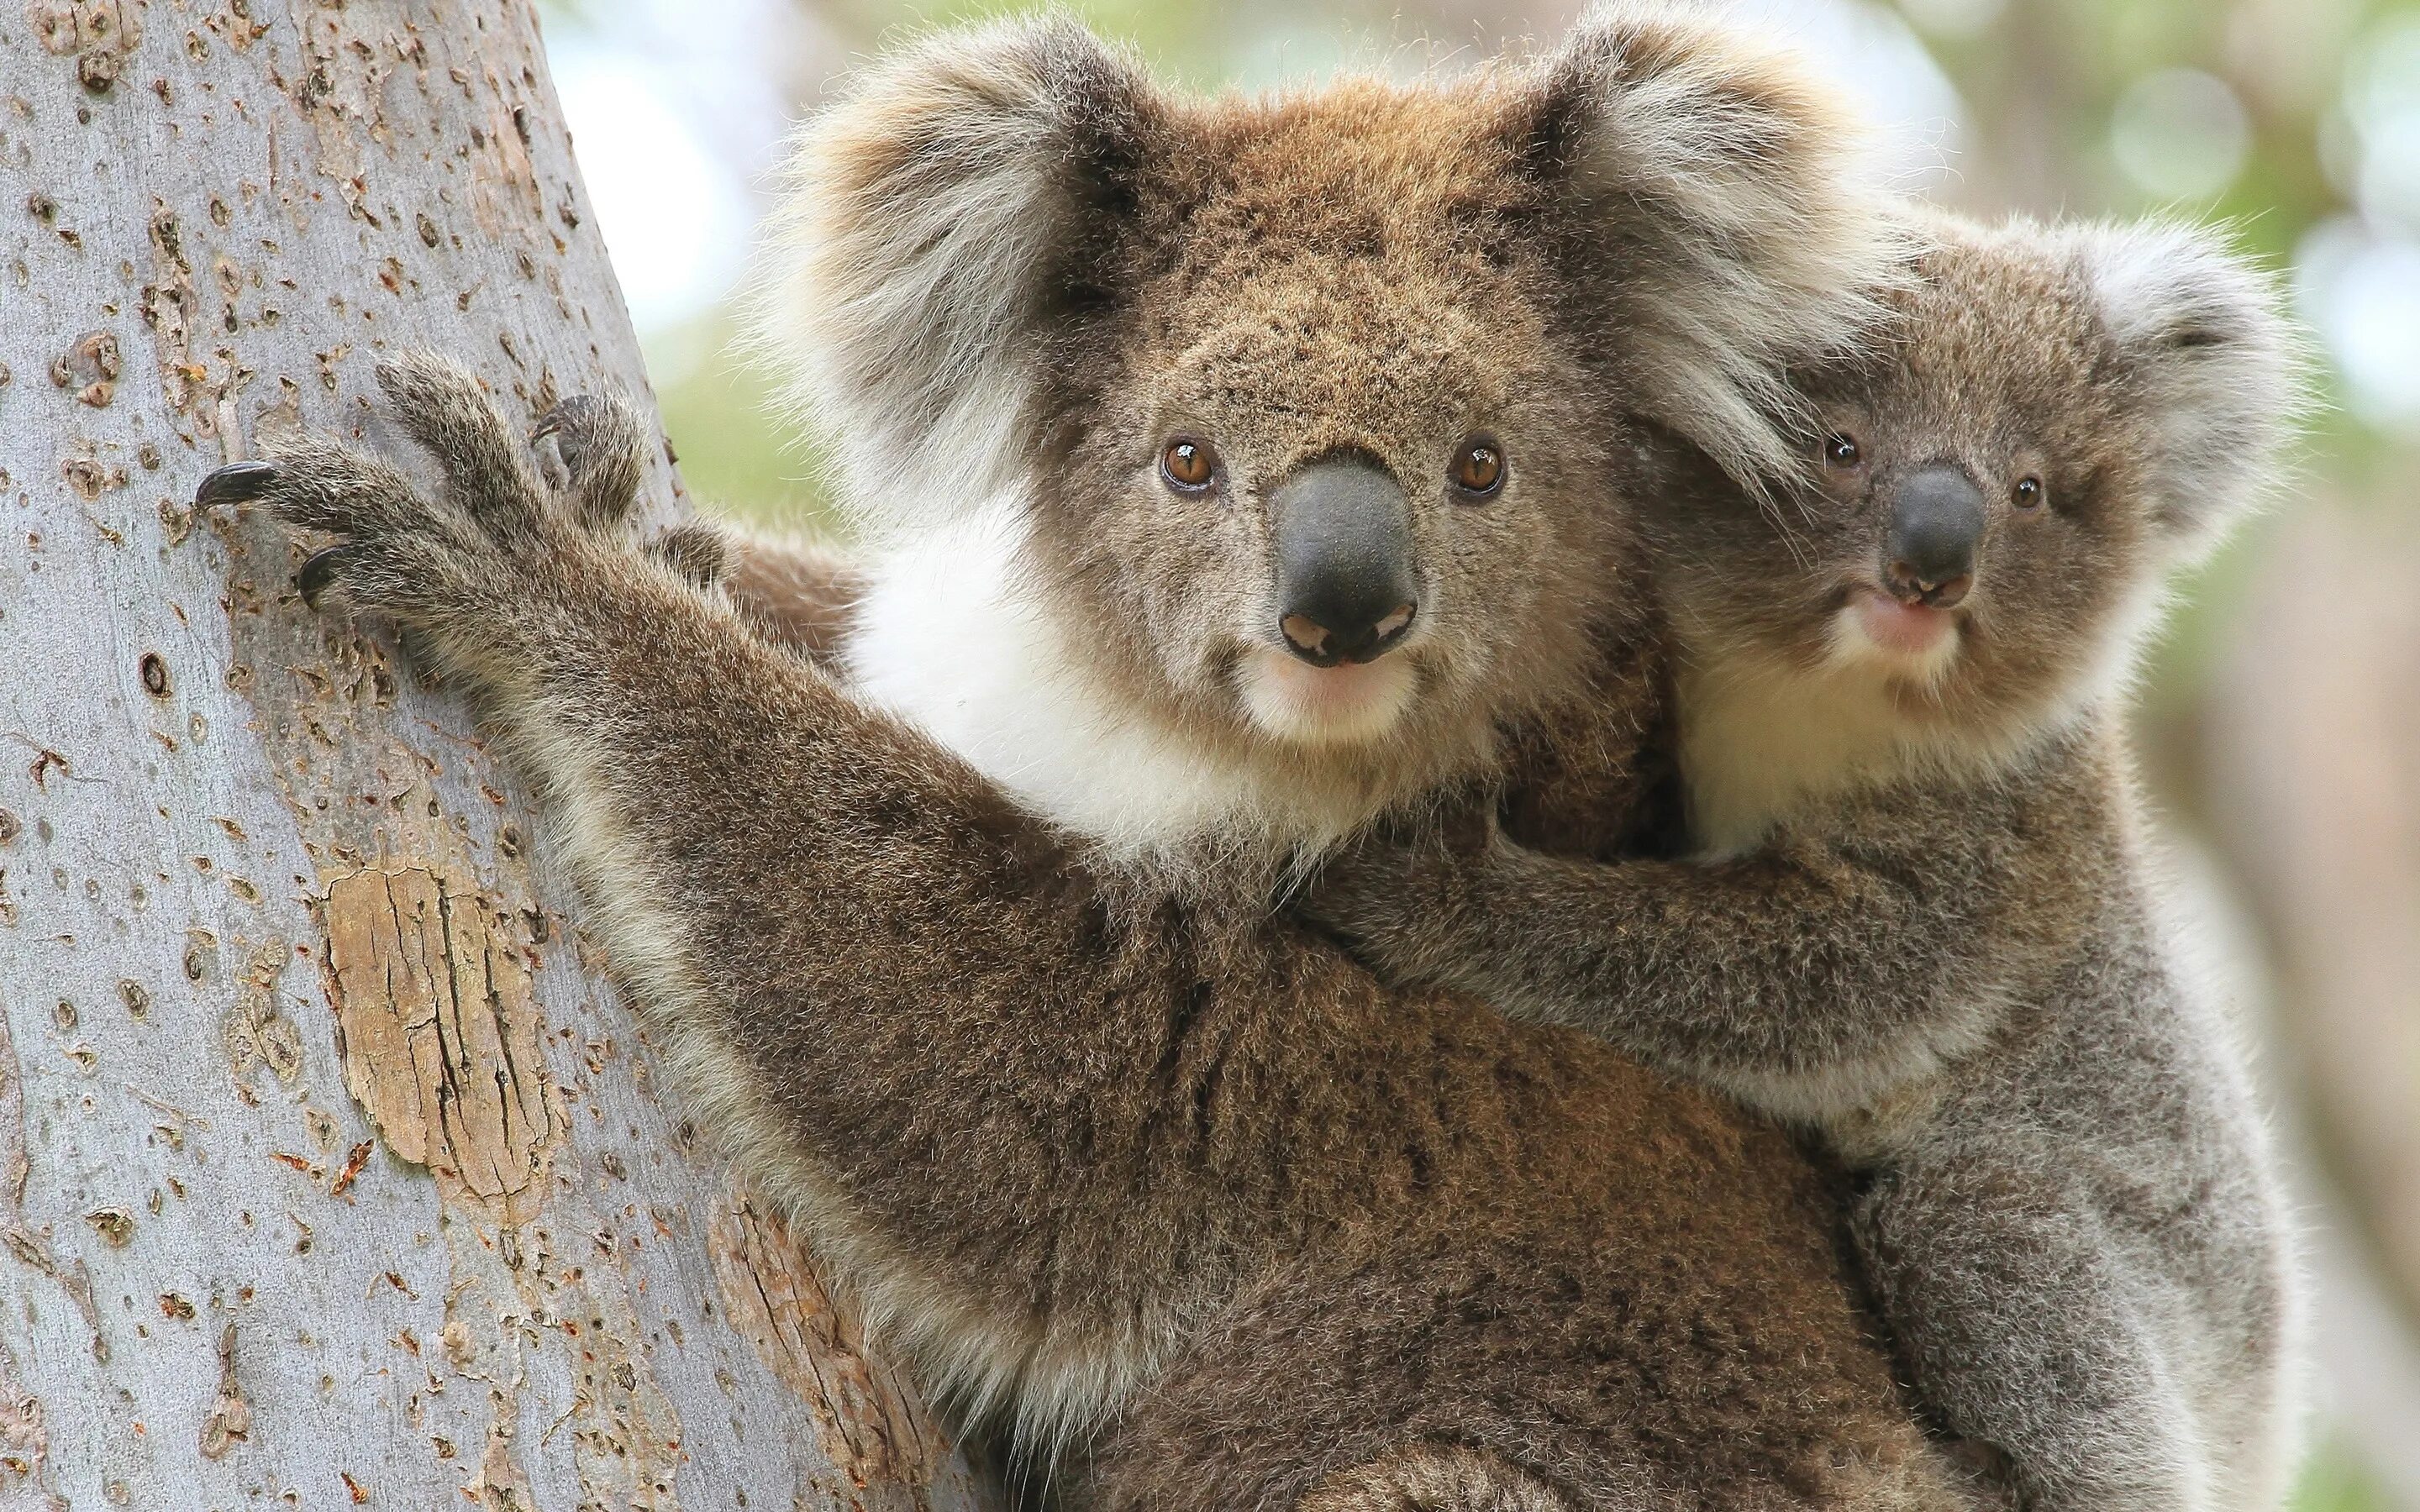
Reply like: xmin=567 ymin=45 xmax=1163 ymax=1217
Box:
xmin=0 ymin=3 xmax=985 ymax=1508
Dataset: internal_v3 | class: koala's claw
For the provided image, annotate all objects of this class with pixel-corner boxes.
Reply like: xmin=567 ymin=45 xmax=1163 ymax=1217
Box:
xmin=531 ymin=391 xmax=648 ymax=530
xmin=195 ymin=459 xmax=279 ymax=508
xmin=296 ymin=544 xmax=352 ymax=609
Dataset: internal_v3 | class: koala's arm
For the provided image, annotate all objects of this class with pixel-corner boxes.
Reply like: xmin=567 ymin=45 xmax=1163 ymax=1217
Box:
xmin=218 ymin=357 xmax=1558 ymax=1414
xmin=624 ymin=517 xmax=867 ymax=668
xmin=1309 ymin=756 xmax=2107 ymax=1121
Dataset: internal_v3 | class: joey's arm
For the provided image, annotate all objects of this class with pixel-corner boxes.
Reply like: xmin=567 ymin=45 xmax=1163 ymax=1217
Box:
xmin=1307 ymin=759 xmax=2108 ymax=1119
xmin=720 ymin=528 xmax=866 ymax=667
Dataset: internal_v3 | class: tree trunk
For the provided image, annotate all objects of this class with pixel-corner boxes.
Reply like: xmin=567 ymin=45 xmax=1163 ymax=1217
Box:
xmin=2203 ymin=497 xmax=2420 ymax=1499
xmin=0 ymin=4 xmax=987 ymax=1509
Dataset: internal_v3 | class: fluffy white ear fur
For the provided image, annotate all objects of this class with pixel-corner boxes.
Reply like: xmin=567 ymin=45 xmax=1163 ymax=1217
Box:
xmin=746 ymin=16 xmax=1155 ymax=541
xmin=2067 ymin=219 xmax=2307 ymax=561
xmin=1539 ymin=2 xmax=1913 ymax=489
xmin=753 ymin=5 xmax=1914 ymax=538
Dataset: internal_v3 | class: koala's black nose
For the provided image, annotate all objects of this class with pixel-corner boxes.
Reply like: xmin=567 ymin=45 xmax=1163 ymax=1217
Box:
xmin=1270 ymin=455 xmax=1419 ymax=667
xmin=1884 ymin=464 xmax=1986 ymax=609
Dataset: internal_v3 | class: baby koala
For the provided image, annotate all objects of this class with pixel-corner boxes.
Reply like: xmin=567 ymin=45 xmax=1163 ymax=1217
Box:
xmin=1310 ymin=210 xmax=2304 ymax=1512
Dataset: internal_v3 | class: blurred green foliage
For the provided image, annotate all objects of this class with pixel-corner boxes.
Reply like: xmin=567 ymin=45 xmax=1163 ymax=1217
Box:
xmin=652 ymin=317 xmax=830 ymax=528
xmin=2299 ymin=1439 xmax=2401 ymax=1512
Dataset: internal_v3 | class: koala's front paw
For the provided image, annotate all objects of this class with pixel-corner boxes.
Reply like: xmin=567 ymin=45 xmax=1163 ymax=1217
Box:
xmin=201 ymin=355 xmax=687 ymax=638
xmin=532 ymin=391 xmax=649 ymax=530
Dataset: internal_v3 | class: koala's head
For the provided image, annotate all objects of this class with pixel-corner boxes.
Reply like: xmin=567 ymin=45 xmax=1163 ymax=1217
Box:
xmin=1648 ymin=210 xmax=2301 ymax=748
xmin=757 ymin=8 xmax=1897 ymax=818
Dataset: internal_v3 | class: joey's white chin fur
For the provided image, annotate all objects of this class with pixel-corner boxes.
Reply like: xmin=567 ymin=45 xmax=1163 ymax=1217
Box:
xmin=1235 ymin=648 xmax=1418 ymax=748
xmin=1684 ymin=575 xmax=2170 ymax=857
xmin=1827 ymin=592 xmax=1962 ymax=688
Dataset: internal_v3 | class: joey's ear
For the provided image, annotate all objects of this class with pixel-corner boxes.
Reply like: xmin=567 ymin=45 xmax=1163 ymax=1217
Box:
xmin=1511 ymin=3 xmax=1907 ymax=490
xmin=751 ymin=18 xmax=1165 ymax=534
xmin=2072 ymin=220 xmax=2305 ymax=559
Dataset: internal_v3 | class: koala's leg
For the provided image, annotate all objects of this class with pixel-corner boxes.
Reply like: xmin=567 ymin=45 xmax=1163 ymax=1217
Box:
xmin=1854 ymin=1149 xmax=2211 ymax=1512
xmin=1295 ymin=1447 xmax=1581 ymax=1512
xmin=1304 ymin=748 xmax=2107 ymax=1123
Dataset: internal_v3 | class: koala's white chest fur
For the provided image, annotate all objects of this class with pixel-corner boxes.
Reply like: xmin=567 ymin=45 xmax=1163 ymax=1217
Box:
xmin=1673 ymin=588 xmax=2153 ymax=857
xmin=844 ymin=498 xmax=1286 ymax=864
xmin=1676 ymin=648 xmax=1946 ymax=857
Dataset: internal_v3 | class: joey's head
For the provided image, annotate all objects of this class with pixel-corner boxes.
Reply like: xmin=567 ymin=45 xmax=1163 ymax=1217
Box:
xmin=1652 ymin=211 xmax=2301 ymax=750
xmin=755 ymin=8 xmax=1899 ymax=834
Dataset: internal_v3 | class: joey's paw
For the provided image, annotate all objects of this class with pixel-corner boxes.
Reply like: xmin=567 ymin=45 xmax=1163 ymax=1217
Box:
xmin=642 ymin=521 xmax=733 ymax=590
xmin=533 ymin=391 xmax=650 ymax=529
xmin=1302 ymin=805 xmax=1495 ymax=944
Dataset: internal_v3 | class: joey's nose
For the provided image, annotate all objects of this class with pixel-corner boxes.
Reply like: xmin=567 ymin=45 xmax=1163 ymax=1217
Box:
xmin=1270 ymin=455 xmax=1419 ymax=666
xmin=1884 ymin=464 xmax=1985 ymax=609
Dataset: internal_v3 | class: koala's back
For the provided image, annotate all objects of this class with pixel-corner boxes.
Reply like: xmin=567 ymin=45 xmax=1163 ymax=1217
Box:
xmin=1087 ymin=1017 xmax=1963 ymax=1512
xmin=1933 ymin=847 xmax=2296 ymax=1502
xmin=1872 ymin=730 xmax=2299 ymax=1508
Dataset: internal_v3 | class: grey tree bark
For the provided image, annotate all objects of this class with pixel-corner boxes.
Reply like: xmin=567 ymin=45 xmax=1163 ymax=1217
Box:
xmin=0 ymin=4 xmax=985 ymax=1509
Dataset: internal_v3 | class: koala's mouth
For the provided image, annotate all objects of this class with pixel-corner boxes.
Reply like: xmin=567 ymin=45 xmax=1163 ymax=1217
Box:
xmin=1829 ymin=585 xmax=1965 ymax=684
xmin=1234 ymin=644 xmax=1421 ymax=748
xmin=1854 ymin=588 xmax=1960 ymax=655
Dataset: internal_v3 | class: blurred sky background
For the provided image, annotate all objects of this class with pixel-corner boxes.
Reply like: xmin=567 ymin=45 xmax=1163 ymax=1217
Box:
xmin=533 ymin=1 xmax=2420 ymax=1504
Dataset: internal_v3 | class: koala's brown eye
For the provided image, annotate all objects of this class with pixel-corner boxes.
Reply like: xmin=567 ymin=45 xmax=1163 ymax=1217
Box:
xmin=1450 ymin=438 xmax=1504 ymax=497
xmin=1823 ymin=433 xmax=1862 ymax=470
xmin=2013 ymin=475 xmax=2044 ymax=512
xmin=1160 ymin=439 xmax=1216 ymax=492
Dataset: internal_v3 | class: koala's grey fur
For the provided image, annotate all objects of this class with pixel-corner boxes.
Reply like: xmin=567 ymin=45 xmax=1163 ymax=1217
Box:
xmin=228 ymin=10 xmax=2006 ymax=1509
xmin=1311 ymin=212 xmax=2307 ymax=1512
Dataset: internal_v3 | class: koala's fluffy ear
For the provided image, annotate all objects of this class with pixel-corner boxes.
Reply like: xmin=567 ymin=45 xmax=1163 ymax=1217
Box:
xmin=752 ymin=18 xmax=1163 ymax=534
xmin=2071 ymin=221 xmax=2305 ymax=560
xmin=1512 ymin=3 xmax=1907 ymax=489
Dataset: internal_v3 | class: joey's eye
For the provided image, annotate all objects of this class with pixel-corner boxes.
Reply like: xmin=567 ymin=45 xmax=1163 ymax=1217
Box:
xmin=2013 ymin=475 xmax=2044 ymax=512
xmin=1160 ymin=438 xmax=1217 ymax=492
xmin=1822 ymin=433 xmax=1862 ymax=470
xmin=1450 ymin=438 xmax=1505 ymax=497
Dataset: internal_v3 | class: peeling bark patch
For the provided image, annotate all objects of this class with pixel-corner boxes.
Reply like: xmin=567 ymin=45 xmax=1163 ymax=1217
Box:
xmin=198 ymin=1323 xmax=251 ymax=1459
xmin=322 ymin=868 xmax=561 ymax=1226
xmin=224 ymin=939 xmax=303 ymax=1090
xmin=709 ymin=1186 xmax=949 ymax=1495
xmin=0 ymin=990 xmax=27 ymax=1210
xmin=0 ymin=1346 xmax=52 ymax=1492
xmin=140 ymin=200 xmax=208 ymax=423
xmin=50 ymin=329 xmax=120 ymax=407
xmin=60 ymin=450 xmax=128 ymax=499
xmin=28 ymin=0 xmax=140 ymax=63
xmin=0 ymin=1000 xmax=101 ymax=1362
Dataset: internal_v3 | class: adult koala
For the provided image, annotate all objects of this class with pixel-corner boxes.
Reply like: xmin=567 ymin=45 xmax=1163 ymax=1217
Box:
xmin=218 ymin=8 xmax=1987 ymax=1509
